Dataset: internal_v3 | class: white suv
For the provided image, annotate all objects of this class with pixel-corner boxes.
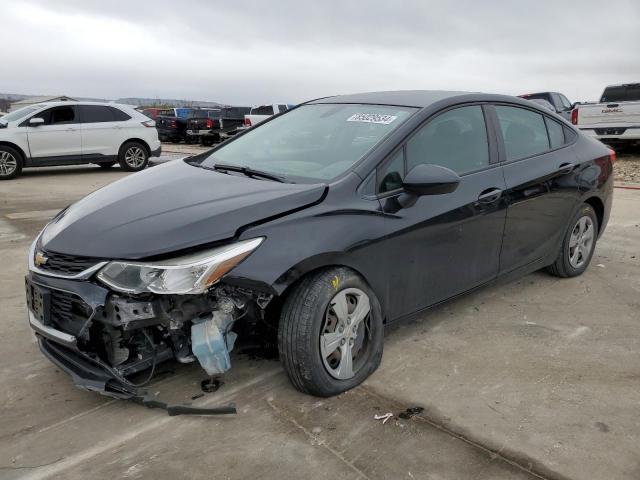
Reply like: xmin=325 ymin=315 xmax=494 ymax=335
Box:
xmin=0 ymin=102 xmax=161 ymax=179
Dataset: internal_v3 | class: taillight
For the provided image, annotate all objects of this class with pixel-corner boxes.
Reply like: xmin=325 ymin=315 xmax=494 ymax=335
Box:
xmin=206 ymin=119 xmax=213 ymax=129
xmin=244 ymin=118 xmax=252 ymax=127
xmin=170 ymin=120 xmax=177 ymax=128
xmin=141 ymin=120 xmax=155 ymax=128
xmin=609 ymin=149 xmax=616 ymax=164
xmin=571 ymin=108 xmax=578 ymax=125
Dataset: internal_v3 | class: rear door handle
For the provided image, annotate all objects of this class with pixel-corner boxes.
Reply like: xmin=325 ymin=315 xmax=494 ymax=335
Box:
xmin=477 ymin=188 xmax=503 ymax=204
xmin=557 ymin=162 xmax=575 ymax=175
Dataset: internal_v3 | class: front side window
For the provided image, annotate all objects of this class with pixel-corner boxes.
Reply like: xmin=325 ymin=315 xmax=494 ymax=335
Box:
xmin=377 ymin=148 xmax=404 ymax=193
xmin=495 ymin=106 xmax=549 ymax=161
xmin=197 ymin=103 xmax=416 ymax=182
xmin=37 ymin=106 xmax=77 ymax=125
xmin=406 ymin=105 xmax=489 ymax=175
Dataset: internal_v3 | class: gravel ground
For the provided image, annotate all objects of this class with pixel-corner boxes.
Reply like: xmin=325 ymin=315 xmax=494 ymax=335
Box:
xmin=615 ymin=152 xmax=640 ymax=184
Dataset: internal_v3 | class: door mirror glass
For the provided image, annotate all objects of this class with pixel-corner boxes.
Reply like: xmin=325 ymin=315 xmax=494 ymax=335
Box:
xmin=402 ymin=164 xmax=460 ymax=196
xmin=29 ymin=117 xmax=45 ymax=126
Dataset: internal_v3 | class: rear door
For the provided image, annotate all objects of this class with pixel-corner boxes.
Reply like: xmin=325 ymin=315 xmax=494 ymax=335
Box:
xmin=378 ymin=104 xmax=507 ymax=319
xmin=78 ymin=105 xmax=130 ymax=158
xmin=492 ymin=104 xmax=582 ymax=274
xmin=26 ymin=105 xmax=82 ymax=161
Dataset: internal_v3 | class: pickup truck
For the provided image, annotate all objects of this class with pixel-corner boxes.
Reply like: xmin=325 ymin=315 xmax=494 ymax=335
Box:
xmin=572 ymin=83 xmax=640 ymax=149
xmin=186 ymin=106 xmax=250 ymax=146
xmin=156 ymin=108 xmax=217 ymax=143
xmin=242 ymin=104 xmax=292 ymax=129
xmin=518 ymin=92 xmax=574 ymax=120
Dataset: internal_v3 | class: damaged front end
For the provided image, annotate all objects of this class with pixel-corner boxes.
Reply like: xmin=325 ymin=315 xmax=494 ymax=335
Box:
xmin=26 ymin=236 xmax=272 ymax=399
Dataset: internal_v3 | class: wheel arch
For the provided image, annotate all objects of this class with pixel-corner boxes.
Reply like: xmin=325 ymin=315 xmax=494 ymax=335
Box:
xmin=120 ymin=138 xmax=150 ymax=155
xmin=0 ymin=141 xmax=27 ymax=160
xmin=583 ymin=195 xmax=605 ymax=234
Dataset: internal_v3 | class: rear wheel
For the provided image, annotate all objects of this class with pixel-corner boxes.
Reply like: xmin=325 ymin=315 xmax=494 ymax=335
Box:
xmin=201 ymin=136 xmax=215 ymax=147
xmin=118 ymin=142 xmax=149 ymax=172
xmin=278 ymin=267 xmax=384 ymax=397
xmin=0 ymin=146 xmax=23 ymax=180
xmin=547 ymin=203 xmax=598 ymax=277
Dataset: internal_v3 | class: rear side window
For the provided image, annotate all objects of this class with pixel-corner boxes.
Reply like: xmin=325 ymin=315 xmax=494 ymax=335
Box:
xmin=79 ymin=105 xmax=116 ymax=123
xmin=545 ymin=117 xmax=564 ymax=149
xmin=252 ymin=105 xmax=274 ymax=116
xmin=495 ymin=106 xmax=549 ymax=161
xmin=600 ymin=84 xmax=640 ymax=103
xmin=110 ymin=107 xmax=131 ymax=121
xmin=406 ymin=105 xmax=489 ymax=175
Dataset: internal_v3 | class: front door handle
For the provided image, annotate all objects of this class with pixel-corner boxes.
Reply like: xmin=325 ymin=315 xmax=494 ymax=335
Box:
xmin=557 ymin=162 xmax=575 ymax=175
xmin=477 ymin=188 xmax=503 ymax=204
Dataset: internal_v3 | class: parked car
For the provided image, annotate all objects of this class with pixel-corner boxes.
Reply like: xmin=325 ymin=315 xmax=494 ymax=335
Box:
xmin=519 ymin=92 xmax=574 ymax=120
xmin=25 ymin=91 xmax=613 ymax=400
xmin=524 ymin=98 xmax=556 ymax=112
xmin=0 ymin=102 xmax=161 ymax=179
xmin=140 ymin=108 xmax=163 ymax=120
xmin=242 ymin=104 xmax=292 ymax=129
xmin=572 ymin=83 xmax=640 ymax=149
xmin=155 ymin=108 xmax=211 ymax=143
xmin=186 ymin=106 xmax=250 ymax=146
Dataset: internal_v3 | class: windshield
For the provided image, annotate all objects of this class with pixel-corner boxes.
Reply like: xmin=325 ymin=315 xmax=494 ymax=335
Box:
xmin=198 ymin=103 xmax=416 ymax=182
xmin=0 ymin=106 xmax=41 ymax=124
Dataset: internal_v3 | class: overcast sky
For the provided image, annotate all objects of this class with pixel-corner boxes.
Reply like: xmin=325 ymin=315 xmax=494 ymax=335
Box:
xmin=1 ymin=0 xmax=639 ymax=105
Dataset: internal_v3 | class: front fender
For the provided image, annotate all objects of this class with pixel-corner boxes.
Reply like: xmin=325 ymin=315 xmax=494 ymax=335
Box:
xmin=223 ymin=196 xmax=390 ymax=317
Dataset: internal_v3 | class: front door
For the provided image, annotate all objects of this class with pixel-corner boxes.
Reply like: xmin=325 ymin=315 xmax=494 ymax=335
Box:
xmin=378 ymin=105 xmax=507 ymax=320
xmin=26 ymin=105 xmax=82 ymax=162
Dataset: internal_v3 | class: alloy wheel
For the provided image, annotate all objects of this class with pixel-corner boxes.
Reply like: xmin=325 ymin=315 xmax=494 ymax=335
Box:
xmin=124 ymin=147 xmax=146 ymax=168
xmin=320 ymin=288 xmax=372 ymax=380
xmin=0 ymin=151 xmax=17 ymax=176
xmin=568 ymin=216 xmax=594 ymax=268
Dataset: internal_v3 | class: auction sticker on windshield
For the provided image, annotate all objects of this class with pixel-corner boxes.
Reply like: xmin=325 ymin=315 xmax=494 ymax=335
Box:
xmin=347 ymin=113 xmax=398 ymax=124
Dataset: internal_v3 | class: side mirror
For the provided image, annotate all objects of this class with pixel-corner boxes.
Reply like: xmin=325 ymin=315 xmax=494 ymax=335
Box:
xmin=29 ymin=117 xmax=45 ymax=126
xmin=402 ymin=164 xmax=460 ymax=196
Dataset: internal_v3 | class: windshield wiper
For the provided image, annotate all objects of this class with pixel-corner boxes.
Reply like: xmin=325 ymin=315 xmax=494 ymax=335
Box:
xmin=212 ymin=163 xmax=287 ymax=183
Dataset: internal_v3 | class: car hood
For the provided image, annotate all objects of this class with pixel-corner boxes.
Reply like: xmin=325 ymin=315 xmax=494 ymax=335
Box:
xmin=41 ymin=160 xmax=326 ymax=259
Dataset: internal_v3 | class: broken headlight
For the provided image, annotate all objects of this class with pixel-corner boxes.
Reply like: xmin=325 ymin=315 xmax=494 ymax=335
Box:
xmin=97 ymin=237 xmax=264 ymax=295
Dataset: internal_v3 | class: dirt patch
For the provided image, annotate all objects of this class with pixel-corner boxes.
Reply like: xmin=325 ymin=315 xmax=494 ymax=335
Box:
xmin=614 ymin=153 xmax=640 ymax=184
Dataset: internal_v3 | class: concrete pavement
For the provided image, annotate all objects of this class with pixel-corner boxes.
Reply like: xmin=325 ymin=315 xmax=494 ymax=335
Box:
xmin=0 ymin=162 xmax=638 ymax=480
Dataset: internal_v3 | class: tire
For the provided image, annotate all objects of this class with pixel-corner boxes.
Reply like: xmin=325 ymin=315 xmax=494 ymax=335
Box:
xmin=118 ymin=142 xmax=149 ymax=172
xmin=201 ymin=137 xmax=214 ymax=147
xmin=170 ymin=138 xmax=181 ymax=144
xmin=546 ymin=203 xmax=598 ymax=278
xmin=96 ymin=161 xmax=116 ymax=169
xmin=278 ymin=267 xmax=384 ymax=397
xmin=0 ymin=146 xmax=23 ymax=180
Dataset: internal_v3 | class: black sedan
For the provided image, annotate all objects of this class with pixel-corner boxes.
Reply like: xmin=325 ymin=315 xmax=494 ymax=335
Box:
xmin=26 ymin=91 xmax=613 ymax=399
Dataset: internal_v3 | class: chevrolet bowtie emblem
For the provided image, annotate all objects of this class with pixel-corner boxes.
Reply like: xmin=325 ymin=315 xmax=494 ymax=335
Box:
xmin=34 ymin=251 xmax=48 ymax=266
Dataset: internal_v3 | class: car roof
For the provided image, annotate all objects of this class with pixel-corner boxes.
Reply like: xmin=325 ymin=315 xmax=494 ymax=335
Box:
xmin=28 ymin=101 xmax=133 ymax=109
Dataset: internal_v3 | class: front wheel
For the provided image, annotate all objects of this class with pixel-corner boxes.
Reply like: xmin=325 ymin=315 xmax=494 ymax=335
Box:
xmin=278 ymin=267 xmax=384 ymax=397
xmin=118 ymin=142 xmax=149 ymax=172
xmin=547 ymin=203 xmax=598 ymax=277
xmin=0 ymin=146 xmax=23 ymax=180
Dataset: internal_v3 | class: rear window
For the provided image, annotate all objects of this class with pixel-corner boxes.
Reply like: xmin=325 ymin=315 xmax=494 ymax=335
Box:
xmin=600 ymin=84 xmax=640 ymax=103
xmin=251 ymin=105 xmax=274 ymax=116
